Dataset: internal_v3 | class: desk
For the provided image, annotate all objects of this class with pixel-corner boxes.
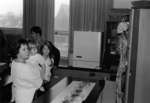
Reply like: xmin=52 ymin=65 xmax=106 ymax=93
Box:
xmin=51 ymin=81 xmax=95 ymax=103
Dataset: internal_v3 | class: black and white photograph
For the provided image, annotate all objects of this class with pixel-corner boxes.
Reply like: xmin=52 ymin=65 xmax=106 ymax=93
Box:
xmin=0 ymin=0 xmax=149 ymax=103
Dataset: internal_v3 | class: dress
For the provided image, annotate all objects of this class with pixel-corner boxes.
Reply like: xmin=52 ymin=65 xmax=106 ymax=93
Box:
xmin=116 ymin=34 xmax=128 ymax=103
xmin=11 ymin=60 xmax=42 ymax=103
xmin=44 ymin=57 xmax=54 ymax=81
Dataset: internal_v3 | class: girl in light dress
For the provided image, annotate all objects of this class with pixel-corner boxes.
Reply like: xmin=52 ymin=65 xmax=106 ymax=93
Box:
xmin=11 ymin=39 xmax=43 ymax=103
xmin=40 ymin=41 xmax=54 ymax=90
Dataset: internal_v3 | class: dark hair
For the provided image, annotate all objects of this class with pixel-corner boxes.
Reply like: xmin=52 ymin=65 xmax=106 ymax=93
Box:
xmin=121 ymin=15 xmax=130 ymax=22
xmin=30 ymin=26 xmax=42 ymax=36
xmin=28 ymin=39 xmax=37 ymax=45
xmin=12 ymin=39 xmax=28 ymax=59
xmin=40 ymin=41 xmax=60 ymax=66
xmin=40 ymin=41 xmax=53 ymax=58
xmin=48 ymin=41 xmax=60 ymax=66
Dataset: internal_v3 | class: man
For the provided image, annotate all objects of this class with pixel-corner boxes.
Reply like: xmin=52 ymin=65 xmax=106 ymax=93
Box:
xmin=30 ymin=26 xmax=60 ymax=67
xmin=30 ymin=26 xmax=44 ymax=52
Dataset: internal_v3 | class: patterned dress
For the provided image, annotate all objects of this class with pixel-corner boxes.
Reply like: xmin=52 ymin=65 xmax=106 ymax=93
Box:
xmin=116 ymin=33 xmax=128 ymax=103
xmin=44 ymin=57 xmax=54 ymax=82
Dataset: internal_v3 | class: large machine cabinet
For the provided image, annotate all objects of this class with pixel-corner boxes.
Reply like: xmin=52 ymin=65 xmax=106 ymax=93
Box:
xmin=72 ymin=31 xmax=102 ymax=69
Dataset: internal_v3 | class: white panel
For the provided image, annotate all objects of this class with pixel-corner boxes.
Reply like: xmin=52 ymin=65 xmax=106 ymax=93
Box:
xmin=113 ymin=0 xmax=133 ymax=9
xmin=72 ymin=31 xmax=101 ymax=69
xmin=73 ymin=31 xmax=101 ymax=61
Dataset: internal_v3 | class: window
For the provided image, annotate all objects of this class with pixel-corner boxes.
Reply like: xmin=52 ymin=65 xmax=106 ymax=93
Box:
xmin=54 ymin=0 xmax=70 ymax=58
xmin=0 ymin=0 xmax=23 ymax=28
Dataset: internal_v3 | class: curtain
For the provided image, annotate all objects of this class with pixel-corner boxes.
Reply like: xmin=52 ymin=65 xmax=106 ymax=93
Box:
xmin=35 ymin=0 xmax=54 ymax=42
xmin=70 ymin=0 xmax=106 ymax=32
xmin=69 ymin=0 xmax=107 ymax=54
xmin=23 ymin=0 xmax=54 ymax=42
xmin=23 ymin=0 xmax=36 ymax=38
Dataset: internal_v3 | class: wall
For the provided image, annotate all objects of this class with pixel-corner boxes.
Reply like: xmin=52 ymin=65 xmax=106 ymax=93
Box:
xmin=134 ymin=9 xmax=150 ymax=103
xmin=113 ymin=0 xmax=138 ymax=9
xmin=1 ymin=29 xmax=23 ymax=62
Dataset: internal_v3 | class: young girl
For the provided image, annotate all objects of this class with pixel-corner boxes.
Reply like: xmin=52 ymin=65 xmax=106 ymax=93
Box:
xmin=26 ymin=40 xmax=46 ymax=91
xmin=40 ymin=41 xmax=54 ymax=89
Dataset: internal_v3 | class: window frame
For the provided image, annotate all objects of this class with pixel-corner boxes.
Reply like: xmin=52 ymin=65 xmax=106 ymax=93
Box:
xmin=54 ymin=0 xmax=70 ymax=66
xmin=54 ymin=30 xmax=70 ymax=66
xmin=0 ymin=28 xmax=23 ymax=35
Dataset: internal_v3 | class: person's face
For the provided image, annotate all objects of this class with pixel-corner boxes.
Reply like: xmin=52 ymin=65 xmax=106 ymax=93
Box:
xmin=17 ymin=44 xmax=29 ymax=60
xmin=42 ymin=45 xmax=50 ymax=57
xmin=31 ymin=31 xmax=40 ymax=40
xmin=29 ymin=44 xmax=38 ymax=55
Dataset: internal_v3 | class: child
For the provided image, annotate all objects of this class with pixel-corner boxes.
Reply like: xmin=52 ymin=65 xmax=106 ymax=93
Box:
xmin=40 ymin=41 xmax=54 ymax=89
xmin=26 ymin=40 xmax=46 ymax=92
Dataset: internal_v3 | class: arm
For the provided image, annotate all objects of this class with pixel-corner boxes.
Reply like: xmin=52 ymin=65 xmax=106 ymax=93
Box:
xmin=39 ymin=63 xmax=46 ymax=80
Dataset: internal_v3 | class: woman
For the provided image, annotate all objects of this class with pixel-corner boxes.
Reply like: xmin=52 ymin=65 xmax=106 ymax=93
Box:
xmin=11 ymin=39 xmax=42 ymax=103
xmin=40 ymin=41 xmax=54 ymax=88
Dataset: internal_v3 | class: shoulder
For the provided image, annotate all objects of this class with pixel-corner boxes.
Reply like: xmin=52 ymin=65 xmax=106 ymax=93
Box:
xmin=11 ymin=60 xmax=24 ymax=68
xmin=35 ymin=53 xmax=45 ymax=62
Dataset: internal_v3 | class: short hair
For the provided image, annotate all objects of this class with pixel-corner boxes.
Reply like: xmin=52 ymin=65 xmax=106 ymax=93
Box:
xmin=13 ymin=39 xmax=28 ymax=59
xmin=30 ymin=26 xmax=42 ymax=36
